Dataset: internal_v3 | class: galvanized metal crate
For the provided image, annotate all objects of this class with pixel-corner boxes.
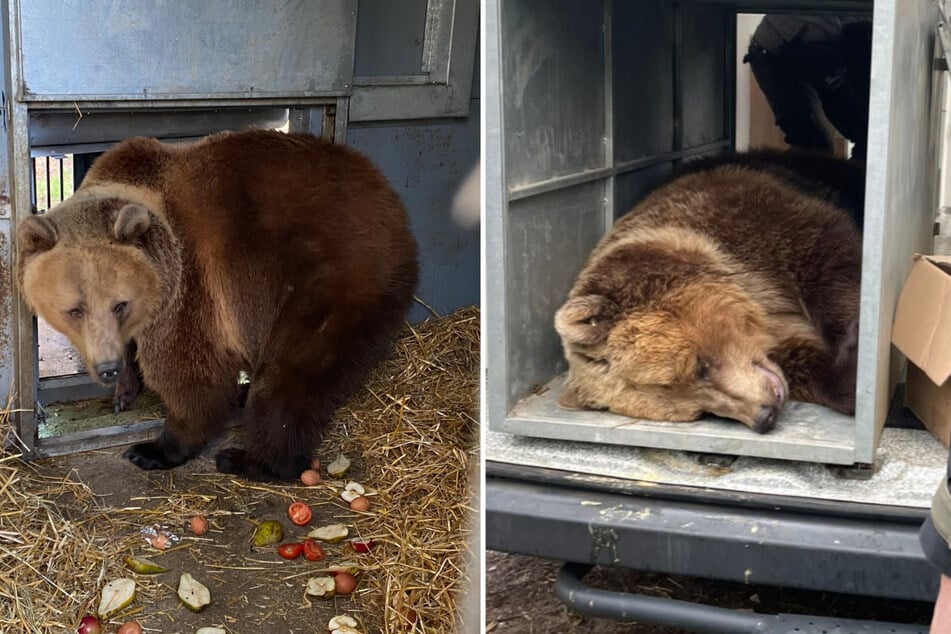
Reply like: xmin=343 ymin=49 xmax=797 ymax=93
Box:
xmin=485 ymin=0 xmax=941 ymax=466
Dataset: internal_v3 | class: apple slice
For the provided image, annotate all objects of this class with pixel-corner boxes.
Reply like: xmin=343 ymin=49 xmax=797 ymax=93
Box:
xmin=177 ymin=572 xmax=211 ymax=612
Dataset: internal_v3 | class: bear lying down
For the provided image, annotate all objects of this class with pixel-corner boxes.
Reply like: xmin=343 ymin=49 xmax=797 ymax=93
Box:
xmin=555 ymin=153 xmax=861 ymax=433
xmin=17 ymin=129 xmax=418 ymax=480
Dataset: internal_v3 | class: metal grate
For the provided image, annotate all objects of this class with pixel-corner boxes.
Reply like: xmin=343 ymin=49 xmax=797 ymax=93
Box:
xmin=31 ymin=154 xmax=74 ymax=213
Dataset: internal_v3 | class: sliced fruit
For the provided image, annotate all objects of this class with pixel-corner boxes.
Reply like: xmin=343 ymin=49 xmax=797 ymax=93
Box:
xmin=350 ymin=538 xmax=375 ymax=554
xmin=327 ymin=454 xmax=351 ymax=478
xmin=277 ymin=542 xmax=304 ymax=560
xmin=195 ymin=628 xmax=227 ymax=634
xmin=288 ymin=501 xmax=313 ymax=526
xmin=123 ymin=555 xmax=169 ymax=575
xmin=305 ymin=576 xmax=335 ymax=598
xmin=177 ymin=572 xmax=211 ymax=612
xmin=252 ymin=519 xmax=284 ymax=546
xmin=302 ymin=539 xmax=327 ymax=562
xmin=328 ymin=615 xmax=359 ymax=630
xmin=323 ymin=561 xmax=360 ymax=575
xmin=97 ymin=578 xmax=136 ymax=619
xmin=308 ymin=523 xmax=349 ymax=543
xmin=340 ymin=481 xmax=365 ymax=503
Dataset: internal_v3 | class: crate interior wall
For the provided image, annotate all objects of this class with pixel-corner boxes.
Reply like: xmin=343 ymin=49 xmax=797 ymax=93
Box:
xmin=0 ymin=0 xmax=480 ymax=458
xmin=485 ymin=0 xmax=940 ymax=466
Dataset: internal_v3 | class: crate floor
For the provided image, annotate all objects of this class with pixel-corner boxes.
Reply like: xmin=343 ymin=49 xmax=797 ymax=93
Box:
xmin=499 ymin=374 xmax=864 ymax=465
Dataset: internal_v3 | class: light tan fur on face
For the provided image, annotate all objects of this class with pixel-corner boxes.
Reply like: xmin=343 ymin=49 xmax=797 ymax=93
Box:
xmin=556 ymin=225 xmax=796 ymax=430
xmin=21 ymin=245 xmax=160 ymax=382
xmin=559 ymin=282 xmax=787 ymax=429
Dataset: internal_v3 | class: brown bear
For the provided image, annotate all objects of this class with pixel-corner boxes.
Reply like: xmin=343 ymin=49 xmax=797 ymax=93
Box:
xmin=17 ymin=129 xmax=418 ymax=480
xmin=555 ymin=156 xmax=862 ymax=433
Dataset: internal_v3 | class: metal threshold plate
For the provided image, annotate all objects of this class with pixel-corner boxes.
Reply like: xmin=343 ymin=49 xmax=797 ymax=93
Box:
xmin=498 ymin=374 xmax=857 ymax=465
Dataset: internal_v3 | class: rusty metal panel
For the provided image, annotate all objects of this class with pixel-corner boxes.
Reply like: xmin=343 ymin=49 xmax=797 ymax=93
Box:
xmin=16 ymin=0 xmax=357 ymax=100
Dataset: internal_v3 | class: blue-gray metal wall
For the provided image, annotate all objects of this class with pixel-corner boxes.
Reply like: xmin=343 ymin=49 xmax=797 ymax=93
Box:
xmin=349 ymin=25 xmax=480 ymax=323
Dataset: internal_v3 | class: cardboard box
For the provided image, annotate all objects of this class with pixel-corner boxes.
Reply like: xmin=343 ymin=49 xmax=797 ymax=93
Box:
xmin=892 ymin=254 xmax=951 ymax=446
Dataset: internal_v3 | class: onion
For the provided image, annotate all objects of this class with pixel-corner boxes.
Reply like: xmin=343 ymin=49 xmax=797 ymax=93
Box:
xmin=334 ymin=572 xmax=357 ymax=595
xmin=190 ymin=515 xmax=209 ymax=536
xmin=76 ymin=615 xmax=102 ymax=634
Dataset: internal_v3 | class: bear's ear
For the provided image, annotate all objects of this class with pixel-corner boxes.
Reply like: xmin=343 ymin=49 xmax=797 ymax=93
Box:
xmin=17 ymin=215 xmax=58 ymax=256
xmin=554 ymin=294 xmax=616 ymax=345
xmin=113 ymin=203 xmax=151 ymax=243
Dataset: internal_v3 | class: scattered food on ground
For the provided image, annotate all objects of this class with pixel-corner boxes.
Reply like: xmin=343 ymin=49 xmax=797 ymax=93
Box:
xmin=0 ymin=307 xmax=479 ymax=633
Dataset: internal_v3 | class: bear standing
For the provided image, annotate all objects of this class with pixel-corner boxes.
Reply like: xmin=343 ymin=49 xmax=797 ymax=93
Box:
xmin=17 ymin=129 xmax=418 ymax=480
xmin=555 ymin=156 xmax=861 ymax=433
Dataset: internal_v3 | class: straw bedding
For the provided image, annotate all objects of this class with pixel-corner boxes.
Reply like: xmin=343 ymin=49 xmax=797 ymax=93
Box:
xmin=0 ymin=306 xmax=479 ymax=633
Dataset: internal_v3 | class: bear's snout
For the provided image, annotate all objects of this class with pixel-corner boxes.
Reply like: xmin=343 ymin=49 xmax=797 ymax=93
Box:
xmin=753 ymin=404 xmax=779 ymax=433
xmin=94 ymin=360 xmax=122 ymax=385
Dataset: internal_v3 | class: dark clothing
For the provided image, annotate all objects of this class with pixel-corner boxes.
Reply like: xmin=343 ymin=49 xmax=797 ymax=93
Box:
xmin=746 ymin=16 xmax=872 ymax=160
xmin=921 ymin=450 xmax=951 ymax=577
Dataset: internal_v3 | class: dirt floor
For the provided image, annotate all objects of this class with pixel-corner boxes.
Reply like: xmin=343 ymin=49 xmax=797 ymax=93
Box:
xmin=41 ymin=437 xmax=374 ymax=633
xmin=485 ymin=551 xmax=936 ymax=633
xmin=5 ymin=308 xmax=479 ymax=634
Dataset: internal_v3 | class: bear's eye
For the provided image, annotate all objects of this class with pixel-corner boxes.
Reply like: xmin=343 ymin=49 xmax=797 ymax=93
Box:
xmin=696 ymin=358 xmax=710 ymax=381
xmin=112 ymin=302 xmax=128 ymax=316
xmin=67 ymin=308 xmax=83 ymax=320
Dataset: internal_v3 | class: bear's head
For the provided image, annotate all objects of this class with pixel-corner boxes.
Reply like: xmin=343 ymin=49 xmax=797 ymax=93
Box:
xmin=555 ymin=282 xmax=788 ymax=433
xmin=17 ymin=197 xmax=178 ymax=386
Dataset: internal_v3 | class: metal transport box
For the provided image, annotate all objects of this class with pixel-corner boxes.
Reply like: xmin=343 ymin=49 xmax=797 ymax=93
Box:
xmin=485 ymin=0 xmax=940 ymax=466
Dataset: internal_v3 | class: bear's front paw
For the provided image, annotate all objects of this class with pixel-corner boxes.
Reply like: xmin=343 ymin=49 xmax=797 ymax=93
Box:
xmin=124 ymin=441 xmax=186 ymax=470
xmin=114 ymin=386 xmax=140 ymax=414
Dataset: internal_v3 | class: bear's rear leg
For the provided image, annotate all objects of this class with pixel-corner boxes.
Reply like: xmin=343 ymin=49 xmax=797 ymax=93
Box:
xmin=216 ymin=295 xmax=410 ymax=481
xmin=215 ymin=365 xmax=327 ymax=481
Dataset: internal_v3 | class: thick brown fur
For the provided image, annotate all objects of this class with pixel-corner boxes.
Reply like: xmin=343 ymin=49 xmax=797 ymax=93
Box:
xmin=17 ymin=129 xmax=419 ymax=479
xmin=555 ymin=163 xmax=861 ymax=433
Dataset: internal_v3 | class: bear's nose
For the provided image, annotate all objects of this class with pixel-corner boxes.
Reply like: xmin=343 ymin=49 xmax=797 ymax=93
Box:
xmin=95 ymin=361 xmax=121 ymax=384
xmin=752 ymin=404 xmax=779 ymax=434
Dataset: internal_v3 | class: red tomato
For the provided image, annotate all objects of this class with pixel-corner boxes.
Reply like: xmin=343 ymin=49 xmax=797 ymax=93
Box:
xmin=302 ymin=539 xmax=326 ymax=562
xmin=287 ymin=502 xmax=312 ymax=526
xmin=277 ymin=542 xmax=304 ymax=560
